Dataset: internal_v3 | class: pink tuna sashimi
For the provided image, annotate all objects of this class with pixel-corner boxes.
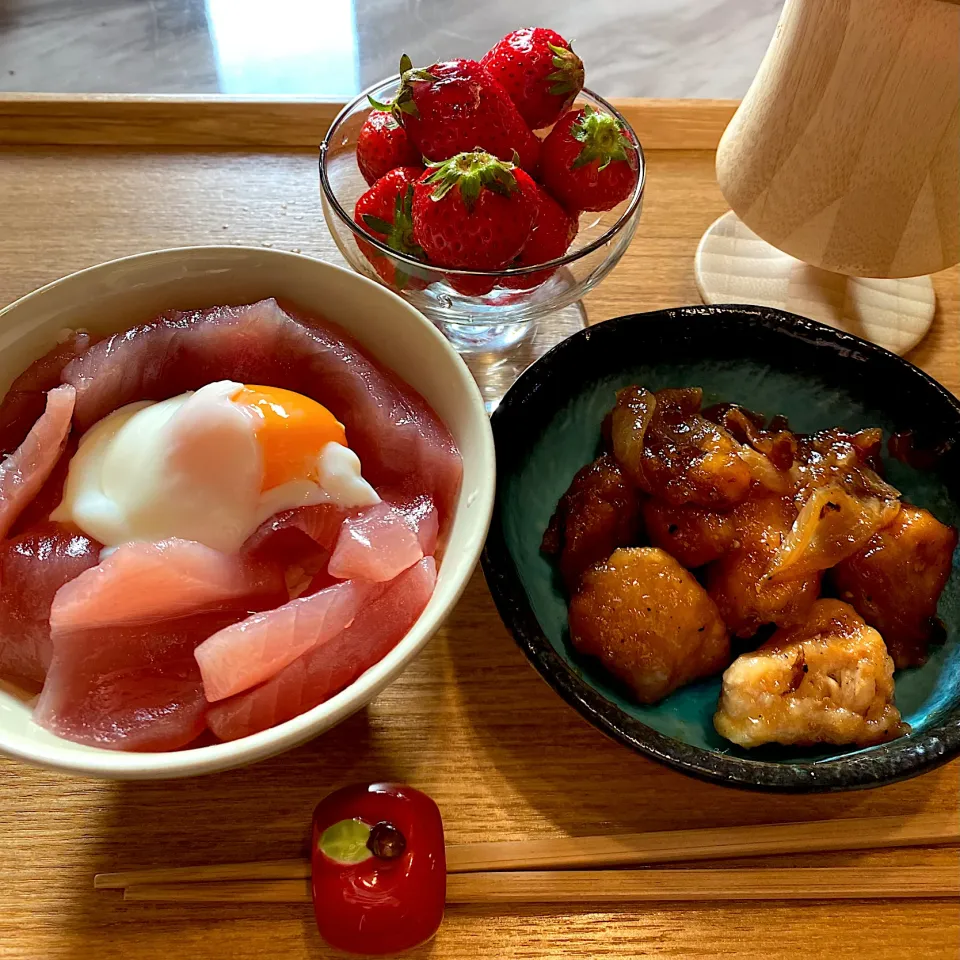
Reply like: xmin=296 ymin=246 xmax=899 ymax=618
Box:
xmin=327 ymin=498 xmax=437 ymax=582
xmin=35 ymin=611 xmax=240 ymax=751
xmin=49 ymin=539 xmax=287 ymax=635
xmin=0 ymin=522 xmax=99 ymax=684
xmin=207 ymin=557 xmax=437 ymax=742
xmin=243 ymin=504 xmax=348 ymax=567
xmin=9 ymin=434 xmax=77 ymax=537
xmin=0 ymin=384 xmax=76 ymax=540
xmin=60 ymin=298 xmax=462 ymax=534
xmin=196 ymin=578 xmax=382 ymax=702
xmin=0 ymin=331 xmax=95 ymax=454
xmin=395 ymin=494 xmax=439 ymax=555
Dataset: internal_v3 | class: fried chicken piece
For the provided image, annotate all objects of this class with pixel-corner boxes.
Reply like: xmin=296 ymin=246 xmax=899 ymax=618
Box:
xmin=610 ymin=386 xmax=754 ymax=509
xmin=569 ymin=547 xmax=730 ymax=704
xmin=541 ymin=455 xmax=641 ymax=592
xmin=707 ymin=496 xmax=821 ymax=638
xmin=831 ymin=505 xmax=958 ymax=668
xmin=714 ymin=599 xmax=905 ymax=748
xmin=767 ymin=429 xmax=902 ymax=581
xmin=642 ymin=499 xmax=735 ymax=568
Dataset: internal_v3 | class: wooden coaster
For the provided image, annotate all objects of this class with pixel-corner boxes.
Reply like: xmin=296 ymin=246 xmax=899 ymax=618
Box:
xmin=695 ymin=211 xmax=935 ymax=356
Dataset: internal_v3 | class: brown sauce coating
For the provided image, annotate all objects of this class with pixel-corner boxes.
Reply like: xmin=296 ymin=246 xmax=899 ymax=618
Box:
xmin=541 ymin=454 xmax=642 ymax=592
xmin=542 ymin=384 xmax=956 ymax=742
xmin=570 ymin=548 xmax=730 ymax=704
xmin=831 ymin=505 xmax=958 ymax=668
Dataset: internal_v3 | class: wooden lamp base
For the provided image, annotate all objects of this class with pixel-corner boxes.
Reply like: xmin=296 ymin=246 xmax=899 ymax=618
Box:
xmin=695 ymin=211 xmax=935 ymax=357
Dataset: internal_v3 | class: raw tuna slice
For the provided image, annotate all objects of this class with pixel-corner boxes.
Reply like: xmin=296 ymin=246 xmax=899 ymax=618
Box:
xmin=9 ymin=435 xmax=77 ymax=537
xmin=207 ymin=557 xmax=437 ymax=741
xmin=327 ymin=499 xmax=437 ymax=582
xmin=60 ymin=299 xmax=462 ymax=534
xmin=0 ymin=384 xmax=76 ymax=539
xmin=35 ymin=611 xmax=240 ymax=751
xmin=196 ymin=578 xmax=381 ymax=702
xmin=243 ymin=504 xmax=348 ymax=566
xmin=0 ymin=330 xmax=94 ymax=454
xmin=49 ymin=539 xmax=287 ymax=635
xmin=395 ymin=495 xmax=439 ymax=556
xmin=0 ymin=522 xmax=99 ymax=684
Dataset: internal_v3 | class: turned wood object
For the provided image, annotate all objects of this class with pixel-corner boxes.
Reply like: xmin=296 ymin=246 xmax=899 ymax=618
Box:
xmin=716 ymin=0 xmax=960 ymax=279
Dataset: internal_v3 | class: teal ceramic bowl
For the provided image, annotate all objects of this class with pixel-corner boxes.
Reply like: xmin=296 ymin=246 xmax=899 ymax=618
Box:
xmin=482 ymin=305 xmax=960 ymax=792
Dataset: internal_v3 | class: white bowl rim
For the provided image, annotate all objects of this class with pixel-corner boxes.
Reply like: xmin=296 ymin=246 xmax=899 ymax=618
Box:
xmin=0 ymin=245 xmax=495 ymax=778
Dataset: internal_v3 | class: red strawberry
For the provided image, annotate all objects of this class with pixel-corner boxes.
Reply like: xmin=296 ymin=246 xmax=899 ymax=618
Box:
xmin=353 ymin=166 xmax=427 ymax=291
xmin=502 ymin=180 xmax=579 ymax=289
xmin=373 ymin=55 xmax=540 ymax=172
xmin=539 ymin=106 xmax=641 ymax=212
xmin=356 ymin=109 xmax=422 ymax=186
xmin=412 ymin=151 xmax=536 ymax=297
xmin=481 ymin=28 xmax=584 ymax=131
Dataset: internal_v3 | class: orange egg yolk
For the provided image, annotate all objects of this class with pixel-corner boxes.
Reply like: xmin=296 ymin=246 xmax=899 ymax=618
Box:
xmin=232 ymin=385 xmax=347 ymax=492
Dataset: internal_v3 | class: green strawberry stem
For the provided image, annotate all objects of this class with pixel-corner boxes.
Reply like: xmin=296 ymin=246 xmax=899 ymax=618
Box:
xmin=546 ymin=41 xmax=585 ymax=97
xmin=370 ymin=54 xmax=435 ymax=119
xmin=571 ymin=105 xmax=634 ymax=172
xmin=423 ymin=151 xmax=519 ymax=212
xmin=360 ymin=183 xmax=424 ymax=291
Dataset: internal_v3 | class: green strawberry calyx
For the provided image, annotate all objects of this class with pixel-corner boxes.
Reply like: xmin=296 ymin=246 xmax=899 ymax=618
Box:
xmin=368 ymin=54 xmax=434 ymax=121
xmin=546 ymin=41 xmax=585 ymax=97
xmin=570 ymin=105 xmax=637 ymax=172
xmin=422 ymin=150 xmax=520 ymax=213
xmin=361 ymin=183 xmax=425 ymax=290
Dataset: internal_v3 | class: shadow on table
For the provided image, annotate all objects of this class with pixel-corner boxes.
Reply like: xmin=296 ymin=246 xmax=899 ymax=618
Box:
xmin=443 ymin=572 xmax=946 ymax=838
xmin=52 ymin=703 xmax=446 ymax=959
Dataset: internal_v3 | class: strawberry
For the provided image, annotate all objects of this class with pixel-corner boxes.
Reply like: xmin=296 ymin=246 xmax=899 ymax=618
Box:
xmin=372 ymin=56 xmax=540 ymax=173
xmin=412 ymin=151 xmax=536 ymax=297
xmin=539 ymin=106 xmax=641 ymax=212
xmin=356 ymin=109 xmax=422 ymax=186
xmin=412 ymin=151 xmax=535 ymax=268
xmin=353 ymin=166 xmax=427 ymax=291
xmin=481 ymin=28 xmax=584 ymax=131
xmin=502 ymin=180 xmax=579 ymax=289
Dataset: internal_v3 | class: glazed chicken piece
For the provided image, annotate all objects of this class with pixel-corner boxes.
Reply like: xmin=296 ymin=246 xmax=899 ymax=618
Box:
xmin=610 ymin=386 xmax=757 ymax=509
xmin=642 ymin=499 xmax=735 ymax=568
xmin=569 ymin=547 xmax=730 ymax=703
xmin=714 ymin=599 xmax=905 ymax=748
xmin=832 ymin=505 xmax=958 ymax=668
xmin=768 ymin=429 xmax=901 ymax=581
xmin=541 ymin=454 xmax=641 ymax=592
xmin=707 ymin=496 xmax=821 ymax=638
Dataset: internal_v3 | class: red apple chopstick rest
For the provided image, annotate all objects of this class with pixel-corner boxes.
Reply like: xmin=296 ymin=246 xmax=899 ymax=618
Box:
xmin=311 ymin=782 xmax=446 ymax=955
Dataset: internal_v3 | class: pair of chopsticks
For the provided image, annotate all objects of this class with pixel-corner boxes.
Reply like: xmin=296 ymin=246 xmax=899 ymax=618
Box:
xmin=97 ymin=814 xmax=960 ymax=904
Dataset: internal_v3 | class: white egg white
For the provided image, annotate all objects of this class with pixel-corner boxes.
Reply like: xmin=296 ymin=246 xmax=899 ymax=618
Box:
xmin=52 ymin=380 xmax=379 ymax=552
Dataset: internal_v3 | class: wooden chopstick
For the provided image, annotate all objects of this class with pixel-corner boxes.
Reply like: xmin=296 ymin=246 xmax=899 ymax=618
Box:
xmin=95 ymin=814 xmax=959 ymax=890
xmin=121 ymin=864 xmax=960 ymax=904
xmin=96 ymin=859 xmax=310 ymax=890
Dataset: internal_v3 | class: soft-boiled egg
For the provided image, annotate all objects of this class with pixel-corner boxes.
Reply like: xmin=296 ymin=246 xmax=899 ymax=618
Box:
xmin=52 ymin=381 xmax=379 ymax=553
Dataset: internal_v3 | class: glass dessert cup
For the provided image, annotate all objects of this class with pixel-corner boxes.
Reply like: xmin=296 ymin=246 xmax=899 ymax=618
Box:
xmin=320 ymin=79 xmax=646 ymax=410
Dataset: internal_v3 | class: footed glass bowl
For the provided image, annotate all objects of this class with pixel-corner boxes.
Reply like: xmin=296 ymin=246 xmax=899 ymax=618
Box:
xmin=320 ymin=79 xmax=645 ymax=409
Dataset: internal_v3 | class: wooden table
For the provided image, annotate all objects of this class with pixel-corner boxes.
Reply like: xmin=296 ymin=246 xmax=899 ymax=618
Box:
xmin=0 ymin=97 xmax=957 ymax=960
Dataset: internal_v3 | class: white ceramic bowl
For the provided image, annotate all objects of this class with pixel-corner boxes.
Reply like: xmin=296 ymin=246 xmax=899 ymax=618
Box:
xmin=0 ymin=247 xmax=494 ymax=779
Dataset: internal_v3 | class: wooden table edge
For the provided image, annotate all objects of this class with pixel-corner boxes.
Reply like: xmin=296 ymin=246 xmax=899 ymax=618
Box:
xmin=0 ymin=95 xmax=739 ymax=150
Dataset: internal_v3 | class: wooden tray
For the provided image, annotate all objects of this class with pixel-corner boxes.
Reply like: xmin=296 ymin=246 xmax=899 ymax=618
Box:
xmin=0 ymin=96 xmax=957 ymax=960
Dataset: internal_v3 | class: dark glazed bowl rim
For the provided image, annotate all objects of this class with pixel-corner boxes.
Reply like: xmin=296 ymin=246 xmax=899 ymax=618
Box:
xmin=481 ymin=303 xmax=960 ymax=792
